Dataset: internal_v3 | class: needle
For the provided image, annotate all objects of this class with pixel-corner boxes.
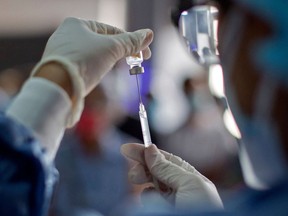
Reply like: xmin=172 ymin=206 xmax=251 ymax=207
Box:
xmin=135 ymin=74 xmax=142 ymax=104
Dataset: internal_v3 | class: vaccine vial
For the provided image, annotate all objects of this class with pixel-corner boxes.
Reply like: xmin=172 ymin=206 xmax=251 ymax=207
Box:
xmin=126 ymin=51 xmax=145 ymax=75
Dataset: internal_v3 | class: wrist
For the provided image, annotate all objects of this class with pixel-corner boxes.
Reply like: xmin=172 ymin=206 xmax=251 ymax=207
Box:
xmin=33 ymin=62 xmax=75 ymax=104
xmin=31 ymin=57 xmax=85 ymax=127
xmin=6 ymin=78 xmax=72 ymax=163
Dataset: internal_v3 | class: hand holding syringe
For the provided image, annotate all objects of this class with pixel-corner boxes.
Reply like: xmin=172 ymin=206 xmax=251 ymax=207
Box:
xmin=126 ymin=51 xmax=159 ymax=189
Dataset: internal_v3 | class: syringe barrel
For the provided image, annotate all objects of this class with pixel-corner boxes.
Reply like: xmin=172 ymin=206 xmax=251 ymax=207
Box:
xmin=139 ymin=103 xmax=160 ymax=191
xmin=139 ymin=103 xmax=152 ymax=147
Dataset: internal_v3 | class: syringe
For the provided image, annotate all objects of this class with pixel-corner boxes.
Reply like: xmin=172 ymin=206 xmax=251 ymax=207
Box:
xmin=126 ymin=51 xmax=153 ymax=147
xmin=134 ymin=70 xmax=152 ymax=147
xmin=126 ymin=52 xmax=160 ymax=190
xmin=139 ymin=97 xmax=152 ymax=148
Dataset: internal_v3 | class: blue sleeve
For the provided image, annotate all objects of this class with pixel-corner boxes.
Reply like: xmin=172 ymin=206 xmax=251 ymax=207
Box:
xmin=0 ymin=113 xmax=57 ymax=216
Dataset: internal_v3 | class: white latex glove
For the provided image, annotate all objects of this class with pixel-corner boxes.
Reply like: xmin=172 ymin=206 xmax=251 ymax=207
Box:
xmin=31 ymin=17 xmax=153 ymax=127
xmin=121 ymin=143 xmax=223 ymax=210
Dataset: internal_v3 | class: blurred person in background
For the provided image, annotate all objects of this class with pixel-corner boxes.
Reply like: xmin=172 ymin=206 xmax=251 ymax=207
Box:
xmin=0 ymin=64 xmax=32 ymax=110
xmin=158 ymin=74 xmax=240 ymax=189
xmin=121 ymin=0 xmax=288 ymax=215
xmin=50 ymin=84 xmax=139 ymax=216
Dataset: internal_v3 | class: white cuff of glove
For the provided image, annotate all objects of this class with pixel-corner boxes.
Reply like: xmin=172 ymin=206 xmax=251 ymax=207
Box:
xmin=6 ymin=78 xmax=72 ymax=163
xmin=30 ymin=56 xmax=85 ymax=127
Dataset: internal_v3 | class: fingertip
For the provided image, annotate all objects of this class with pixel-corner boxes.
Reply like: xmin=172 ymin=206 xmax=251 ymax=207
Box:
xmin=142 ymin=29 xmax=154 ymax=48
xmin=136 ymin=28 xmax=153 ymax=38
xmin=142 ymin=48 xmax=152 ymax=60
xmin=135 ymin=28 xmax=153 ymax=48
xmin=146 ymin=144 xmax=159 ymax=153
xmin=144 ymin=29 xmax=154 ymax=43
xmin=120 ymin=143 xmax=130 ymax=155
xmin=120 ymin=144 xmax=130 ymax=158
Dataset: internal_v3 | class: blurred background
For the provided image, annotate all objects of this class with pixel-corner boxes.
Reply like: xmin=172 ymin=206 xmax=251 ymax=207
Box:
xmin=0 ymin=0 xmax=243 ymax=215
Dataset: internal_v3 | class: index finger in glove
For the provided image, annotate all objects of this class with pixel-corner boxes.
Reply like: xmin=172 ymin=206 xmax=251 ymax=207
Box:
xmin=85 ymin=20 xmax=125 ymax=34
xmin=105 ymin=26 xmax=153 ymax=59
xmin=75 ymin=18 xmax=153 ymax=60
xmin=112 ymin=29 xmax=153 ymax=60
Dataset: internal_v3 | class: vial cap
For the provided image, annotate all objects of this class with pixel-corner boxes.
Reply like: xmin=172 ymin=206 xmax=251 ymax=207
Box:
xmin=129 ymin=66 xmax=144 ymax=75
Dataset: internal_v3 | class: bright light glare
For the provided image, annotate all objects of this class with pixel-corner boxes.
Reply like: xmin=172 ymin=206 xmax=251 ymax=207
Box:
xmin=209 ymin=64 xmax=225 ymax=98
xmin=213 ymin=20 xmax=219 ymax=55
xmin=223 ymin=108 xmax=242 ymax=139
xmin=181 ymin=11 xmax=189 ymax=16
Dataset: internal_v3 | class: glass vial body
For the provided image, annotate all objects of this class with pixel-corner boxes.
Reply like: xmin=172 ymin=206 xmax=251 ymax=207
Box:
xmin=126 ymin=51 xmax=145 ymax=75
xmin=126 ymin=51 xmax=143 ymax=68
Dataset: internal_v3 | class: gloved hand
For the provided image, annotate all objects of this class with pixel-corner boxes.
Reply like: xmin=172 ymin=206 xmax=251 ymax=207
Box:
xmin=121 ymin=143 xmax=223 ymax=210
xmin=31 ymin=17 xmax=153 ymax=127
